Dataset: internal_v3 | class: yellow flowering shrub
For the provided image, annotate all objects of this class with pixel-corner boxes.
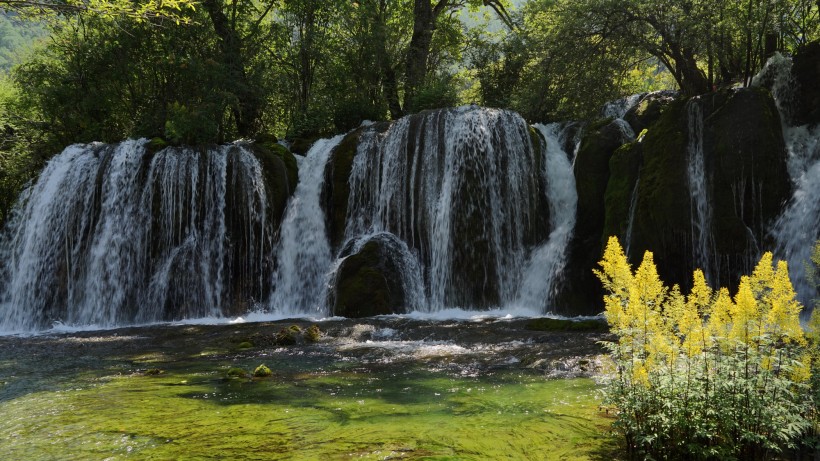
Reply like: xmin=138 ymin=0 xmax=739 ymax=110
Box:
xmin=595 ymin=236 xmax=816 ymax=460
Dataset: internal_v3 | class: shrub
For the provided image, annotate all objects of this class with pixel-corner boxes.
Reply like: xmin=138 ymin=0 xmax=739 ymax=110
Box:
xmin=595 ymin=236 xmax=815 ymax=460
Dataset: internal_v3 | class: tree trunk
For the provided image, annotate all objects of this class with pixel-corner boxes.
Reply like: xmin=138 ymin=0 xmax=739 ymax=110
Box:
xmin=375 ymin=0 xmax=402 ymax=119
xmin=668 ymin=46 xmax=710 ymax=96
xmin=404 ymin=0 xmax=436 ymax=114
xmin=298 ymin=7 xmax=316 ymax=115
xmin=202 ymin=0 xmax=261 ymax=138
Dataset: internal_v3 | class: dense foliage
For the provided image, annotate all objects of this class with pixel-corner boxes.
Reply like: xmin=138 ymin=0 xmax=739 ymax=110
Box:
xmin=0 ymin=0 xmax=818 ymax=223
xmin=595 ymin=236 xmax=818 ymax=460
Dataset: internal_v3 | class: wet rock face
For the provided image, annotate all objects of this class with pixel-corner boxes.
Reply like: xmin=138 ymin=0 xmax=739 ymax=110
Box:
xmin=602 ymin=141 xmax=642 ymax=248
xmin=623 ymin=90 xmax=679 ymax=134
xmin=627 ymin=89 xmax=790 ymax=293
xmin=791 ymin=40 xmax=820 ymax=126
xmin=331 ymin=234 xmax=409 ymax=318
xmin=705 ymin=88 xmax=790 ymax=253
xmin=555 ymin=118 xmax=635 ymax=315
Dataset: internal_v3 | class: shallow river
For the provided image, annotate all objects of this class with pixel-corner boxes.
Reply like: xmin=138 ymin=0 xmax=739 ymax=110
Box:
xmin=0 ymin=316 xmax=617 ymax=460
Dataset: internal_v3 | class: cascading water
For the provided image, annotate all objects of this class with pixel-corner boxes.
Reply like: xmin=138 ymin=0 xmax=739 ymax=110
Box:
xmin=686 ymin=99 xmax=716 ymax=284
xmin=0 ymin=141 xmax=274 ymax=332
xmin=625 ymin=178 xmax=640 ymax=257
xmin=268 ymin=136 xmax=344 ymax=315
xmin=514 ymin=123 xmax=577 ymax=310
xmin=755 ymin=54 xmax=820 ymax=306
xmin=342 ymin=106 xmax=546 ymax=310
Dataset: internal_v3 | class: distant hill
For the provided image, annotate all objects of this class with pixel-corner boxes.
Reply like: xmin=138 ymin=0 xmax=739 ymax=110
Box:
xmin=0 ymin=13 xmax=45 ymax=73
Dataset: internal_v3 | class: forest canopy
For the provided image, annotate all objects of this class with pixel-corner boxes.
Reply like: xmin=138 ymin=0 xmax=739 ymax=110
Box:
xmin=0 ymin=0 xmax=819 ymax=222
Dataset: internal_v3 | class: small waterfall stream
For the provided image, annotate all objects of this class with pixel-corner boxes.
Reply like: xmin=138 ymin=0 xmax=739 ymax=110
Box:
xmin=625 ymin=178 xmax=640 ymax=257
xmin=268 ymin=136 xmax=344 ymax=315
xmin=686 ymin=99 xmax=715 ymax=284
xmin=514 ymin=123 xmax=577 ymax=309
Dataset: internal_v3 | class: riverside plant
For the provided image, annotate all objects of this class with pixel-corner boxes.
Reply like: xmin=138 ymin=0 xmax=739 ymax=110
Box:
xmin=594 ymin=236 xmax=817 ymax=460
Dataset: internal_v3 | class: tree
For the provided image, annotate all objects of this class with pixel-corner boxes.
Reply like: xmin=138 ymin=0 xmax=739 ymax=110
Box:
xmin=0 ymin=0 xmax=195 ymax=23
xmin=403 ymin=0 xmax=513 ymax=114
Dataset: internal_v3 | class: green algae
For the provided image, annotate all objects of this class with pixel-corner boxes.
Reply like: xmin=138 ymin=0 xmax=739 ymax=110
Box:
xmin=0 ymin=321 xmax=617 ymax=460
xmin=0 ymin=362 xmax=615 ymax=460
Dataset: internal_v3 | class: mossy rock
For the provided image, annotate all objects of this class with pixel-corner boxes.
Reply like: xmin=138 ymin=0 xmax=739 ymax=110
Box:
xmin=256 ymin=141 xmax=298 ymax=192
xmin=253 ymin=364 xmax=272 ymax=378
xmin=525 ymin=318 xmax=608 ymax=332
xmin=247 ymin=143 xmax=297 ymax=222
xmin=555 ymin=117 xmax=633 ymax=315
xmin=237 ymin=341 xmax=254 ymax=350
xmin=629 ymin=98 xmax=691 ymax=285
xmin=791 ymin=40 xmax=820 ymax=126
xmin=623 ymin=90 xmax=678 ymax=134
xmin=602 ymin=141 xmax=642 ymax=249
xmin=226 ymin=367 xmax=249 ymax=379
xmin=144 ymin=368 xmax=164 ymax=376
xmin=275 ymin=327 xmax=299 ymax=346
xmin=288 ymin=137 xmax=313 ymax=155
xmin=304 ymin=325 xmax=321 ymax=343
xmin=330 ymin=234 xmax=408 ymax=318
xmin=704 ymin=87 xmax=790 ymax=287
xmin=322 ymin=129 xmax=364 ymax=251
xmin=627 ymin=89 xmax=790 ymax=294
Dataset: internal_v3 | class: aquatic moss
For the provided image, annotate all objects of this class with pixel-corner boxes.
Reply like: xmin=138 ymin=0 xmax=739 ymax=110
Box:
xmin=275 ymin=327 xmax=298 ymax=346
xmin=225 ymin=367 xmax=249 ymax=378
xmin=252 ymin=364 xmax=272 ymax=377
xmin=304 ymin=325 xmax=321 ymax=343
xmin=0 ymin=370 xmax=616 ymax=460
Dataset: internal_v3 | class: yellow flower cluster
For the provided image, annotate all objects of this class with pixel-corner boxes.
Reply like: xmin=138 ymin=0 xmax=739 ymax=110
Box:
xmin=594 ymin=236 xmax=810 ymax=384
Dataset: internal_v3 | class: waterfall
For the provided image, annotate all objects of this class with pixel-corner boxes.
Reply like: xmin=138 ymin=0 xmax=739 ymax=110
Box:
xmin=686 ymin=99 xmax=715 ymax=283
xmin=755 ymin=54 xmax=820 ymax=306
xmin=0 ymin=141 xmax=273 ymax=332
xmin=625 ymin=178 xmax=640 ymax=257
xmin=268 ymin=135 xmax=344 ymax=315
xmin=343 ymin=106 xmax=544 ymax=310
xmin=514 ymin=123 xmax=578 ymax=310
